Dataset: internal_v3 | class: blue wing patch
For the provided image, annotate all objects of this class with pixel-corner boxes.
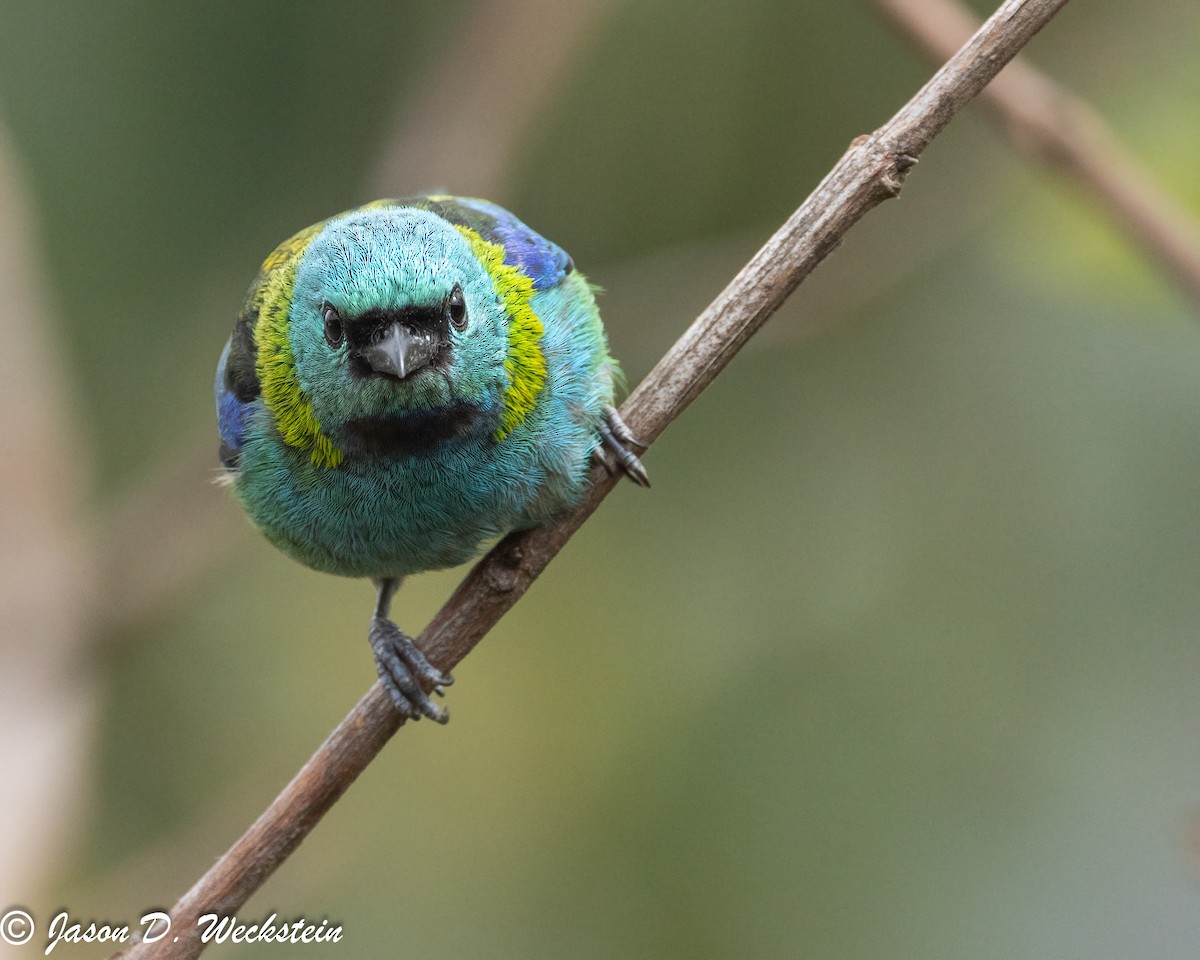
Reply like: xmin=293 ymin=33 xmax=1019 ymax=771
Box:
xmin=382 ymin=196 xmax=574 ymax=291
xmin=447 ymin=197 xmax=573 ymax=290
xmin=215 ymin=338 xmax=256 ymax=470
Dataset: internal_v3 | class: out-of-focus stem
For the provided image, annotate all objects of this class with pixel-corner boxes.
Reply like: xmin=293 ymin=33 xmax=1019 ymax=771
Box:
xmin=878 ymin=0 xmax=1200 ymax=307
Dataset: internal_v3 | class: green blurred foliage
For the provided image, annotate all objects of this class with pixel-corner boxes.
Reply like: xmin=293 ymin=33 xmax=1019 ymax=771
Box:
xmin=3 ymin=0 xmax=1200 ymax=957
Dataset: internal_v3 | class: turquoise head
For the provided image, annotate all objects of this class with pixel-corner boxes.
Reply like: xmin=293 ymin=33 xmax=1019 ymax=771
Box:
xmin=288 ymin=206 xmax=510 ymax=449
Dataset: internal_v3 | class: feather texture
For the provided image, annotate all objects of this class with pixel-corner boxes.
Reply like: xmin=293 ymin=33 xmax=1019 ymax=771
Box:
xmin=216 ymin=197 xmax=620 ymax=579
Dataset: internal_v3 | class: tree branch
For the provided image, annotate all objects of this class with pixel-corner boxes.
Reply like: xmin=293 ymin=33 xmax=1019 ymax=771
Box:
xmin=121 ymin=1 xmax=1071 ymax=956
xmin=877 ymin=0 xmax=1200 ymax=307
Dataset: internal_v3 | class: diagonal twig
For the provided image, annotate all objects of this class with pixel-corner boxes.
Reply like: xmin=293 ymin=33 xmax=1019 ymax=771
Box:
xmin=120 ymin=1 xmax=1071 ymax=956
xmin=877 ymin=0 xmax=1200 ymax=307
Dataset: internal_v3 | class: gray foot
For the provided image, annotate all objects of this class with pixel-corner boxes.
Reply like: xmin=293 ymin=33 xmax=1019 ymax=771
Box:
xmin=368 ymin=616 xmax=453 ymax=723
xmin=597 ymin=406 xmax=650 ymax=487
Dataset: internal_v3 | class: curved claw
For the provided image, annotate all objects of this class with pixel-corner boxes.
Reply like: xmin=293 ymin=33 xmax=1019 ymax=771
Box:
xmin=369 ymin=617 xmax=452 ymax=723
xmin=598 ymin=407 xmax=650 ymax=488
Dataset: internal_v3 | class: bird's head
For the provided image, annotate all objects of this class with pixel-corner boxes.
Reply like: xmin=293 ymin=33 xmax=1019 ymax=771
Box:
xmin=288 ymin=206 xmax=510 ymax=438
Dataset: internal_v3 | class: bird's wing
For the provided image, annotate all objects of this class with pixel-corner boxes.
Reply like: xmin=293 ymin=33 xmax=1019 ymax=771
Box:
xmin=215 ymin=337 xmax=252 ymax=469
xmin=373 ymin=196 xmax=575 ymax=291
xmin=215 ymin=220 xmax=325 ymax=469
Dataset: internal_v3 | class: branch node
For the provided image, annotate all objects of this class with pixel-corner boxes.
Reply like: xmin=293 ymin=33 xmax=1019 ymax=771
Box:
xmin=481 ymin=537 xmax=527 ymax=593
xmin=878 ymin=153 xmax=914 ymax=197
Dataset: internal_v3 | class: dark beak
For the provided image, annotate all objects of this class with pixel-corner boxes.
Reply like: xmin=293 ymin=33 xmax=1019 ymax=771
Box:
xmin=356 ymin=321 xmax=441 ymax=380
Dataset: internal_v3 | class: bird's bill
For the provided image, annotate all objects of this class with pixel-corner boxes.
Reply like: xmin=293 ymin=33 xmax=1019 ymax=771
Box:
xmin=356 ymin=321 xmax=442 ymax=380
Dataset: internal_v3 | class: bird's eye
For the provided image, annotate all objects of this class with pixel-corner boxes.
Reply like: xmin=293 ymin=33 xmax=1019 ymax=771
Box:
xmin=322 ymin=304 xmax=344 ymax=347
xmin=447 ymin=284 xmax=468 ymax=331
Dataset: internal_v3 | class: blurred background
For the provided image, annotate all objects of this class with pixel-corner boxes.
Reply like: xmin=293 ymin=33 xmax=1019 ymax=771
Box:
xmin=2 ymin=0 xmax=1199 ymax=956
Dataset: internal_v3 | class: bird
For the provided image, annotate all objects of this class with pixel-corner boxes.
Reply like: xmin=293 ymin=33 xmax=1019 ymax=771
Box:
xmin=215 ymin=196 xmax=647 ymax=723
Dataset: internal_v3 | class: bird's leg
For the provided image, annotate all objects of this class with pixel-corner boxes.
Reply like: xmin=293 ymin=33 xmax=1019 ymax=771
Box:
xmin=369 ymin=577 xmax=453 ymax=723
xmin=597 ymin=406 xmax=650 ymax=487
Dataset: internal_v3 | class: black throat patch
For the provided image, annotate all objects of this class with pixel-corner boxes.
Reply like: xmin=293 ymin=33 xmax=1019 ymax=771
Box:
xmin=338 ymin=402 xmax=486 ymax=458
